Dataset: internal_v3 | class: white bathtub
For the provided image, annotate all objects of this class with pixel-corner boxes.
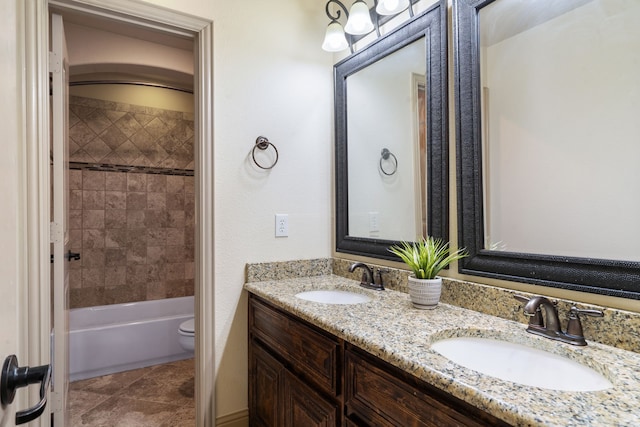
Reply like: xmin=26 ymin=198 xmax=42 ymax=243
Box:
xmin=68 ymin=296 xmax=194 ymax=381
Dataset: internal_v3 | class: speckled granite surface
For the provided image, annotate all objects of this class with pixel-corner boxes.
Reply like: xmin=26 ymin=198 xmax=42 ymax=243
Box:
xmin=438 ymin=277 xmax=640 ymax=354
xmin=245 ymin=258 xmax=332 ymax=282
xmin=244 ymin=275 xmax=640 ymax=427
xmin=332 ymin=257 xmax=640 ymax=353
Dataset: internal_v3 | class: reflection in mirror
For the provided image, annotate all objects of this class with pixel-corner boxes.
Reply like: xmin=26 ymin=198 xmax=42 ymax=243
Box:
xmin=455 ymin=0 xmax=640 ymax=299
xmin=335 ymin=1 xmax=447 ymax=260
xmin=347 ymin=39 xmax=426 ymax=241
xmin=480 ymin=0 xmax=640 ymax=261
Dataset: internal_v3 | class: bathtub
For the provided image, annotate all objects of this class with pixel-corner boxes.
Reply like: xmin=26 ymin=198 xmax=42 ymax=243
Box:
xmin=68 ymin=296 xmax=194 ymax=381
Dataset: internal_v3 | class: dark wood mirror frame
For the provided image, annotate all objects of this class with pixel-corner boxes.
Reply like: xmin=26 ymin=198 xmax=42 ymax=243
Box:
xmin=454 ymin=0 xmax=640 ymax=299
xmin=335 ymin=0 xmax=448 ymax=261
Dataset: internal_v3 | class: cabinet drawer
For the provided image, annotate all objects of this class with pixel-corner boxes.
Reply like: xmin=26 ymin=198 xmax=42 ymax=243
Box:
xmin=345 ymin=346 xmax=510 ymax=427
xmin=249 ymin=296 xmax=341 ymax=396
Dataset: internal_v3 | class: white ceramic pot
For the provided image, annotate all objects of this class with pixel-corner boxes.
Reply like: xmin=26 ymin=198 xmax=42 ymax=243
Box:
xmin=408 ymin=276 xmax=442 ymax=309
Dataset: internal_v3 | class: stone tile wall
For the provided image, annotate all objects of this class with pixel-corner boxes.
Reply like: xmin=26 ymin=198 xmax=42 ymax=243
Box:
xmin=67 ymin=95 xmax=195 ymax=308
xmin=69 ymin=95 xmax=194 ymax=169
xmin=69 ymin=169 xmax=195 ymax=308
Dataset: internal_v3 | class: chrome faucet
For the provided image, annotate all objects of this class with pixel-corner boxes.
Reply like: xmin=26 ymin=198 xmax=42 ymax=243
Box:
xmin=515 ymin=295 xmax=603 ymax=346
xmin=349 ymin=262 xmax=385 ymax=291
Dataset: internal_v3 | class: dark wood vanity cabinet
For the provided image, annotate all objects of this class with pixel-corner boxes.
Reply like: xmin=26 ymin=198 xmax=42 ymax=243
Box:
xmin=249 ymin=295 xmax=341 ymax=426
xmin=248 ymin=295 xmax=510 ymax=427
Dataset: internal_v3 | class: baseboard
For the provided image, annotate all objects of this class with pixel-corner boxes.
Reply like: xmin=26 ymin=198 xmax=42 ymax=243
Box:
xmin=216 ymin=409 xmax=249 ymax=427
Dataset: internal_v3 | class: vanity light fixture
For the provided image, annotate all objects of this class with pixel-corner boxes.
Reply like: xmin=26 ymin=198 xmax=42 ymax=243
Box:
xmin=322 ymin=0 xmax=415 ymax=53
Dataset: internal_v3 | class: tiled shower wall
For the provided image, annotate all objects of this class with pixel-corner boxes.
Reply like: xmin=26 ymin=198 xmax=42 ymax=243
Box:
xmin=69 ymin=95 xmax=194 ymax=169
xmin=68 ymin=96 xmax=194 ymax=308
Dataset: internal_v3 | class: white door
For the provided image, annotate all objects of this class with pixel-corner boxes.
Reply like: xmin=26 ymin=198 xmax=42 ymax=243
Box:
xmin=50 ymin=13 xmax=70 ymax=427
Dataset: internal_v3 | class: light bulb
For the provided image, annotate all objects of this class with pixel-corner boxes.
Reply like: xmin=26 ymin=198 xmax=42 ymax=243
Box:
xmin=322 ymin=21 xmax=349 ymax=52
xmin=344 ymin=0 xmax=374 ymax=35
xmin=376 ymin=0 xmax=410 ymax=15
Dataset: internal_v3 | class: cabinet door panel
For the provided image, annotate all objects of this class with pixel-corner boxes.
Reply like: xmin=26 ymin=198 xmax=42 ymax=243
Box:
xmin=249 ymin=341 xmax=283 ymax=427
xmin=250 ymin=296 xmax=340 ymax=395
xmin=282 ymin=370 xmax=339 ymax=427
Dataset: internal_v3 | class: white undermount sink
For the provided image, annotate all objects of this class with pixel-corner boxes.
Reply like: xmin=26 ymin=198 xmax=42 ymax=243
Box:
xmin=295 ymin=290 xmax=371 ymax=305
xmin=431 ymin=337 xmax=613 ymax=392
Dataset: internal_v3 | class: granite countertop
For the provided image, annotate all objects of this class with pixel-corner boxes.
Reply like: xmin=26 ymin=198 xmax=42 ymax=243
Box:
xmin=244 ymin=275 xmax=640 ymax=427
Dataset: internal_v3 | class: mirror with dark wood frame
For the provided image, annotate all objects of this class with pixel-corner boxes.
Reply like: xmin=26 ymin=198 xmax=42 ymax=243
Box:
xmin=335 ymin=0 xmax=448 ymax=260
xmin=454 ymin=0 xmax=640 ymax=299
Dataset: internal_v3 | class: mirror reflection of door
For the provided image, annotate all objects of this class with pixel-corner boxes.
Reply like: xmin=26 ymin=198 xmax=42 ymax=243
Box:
xmin=412 ymin=73 xmax=427 ymax=239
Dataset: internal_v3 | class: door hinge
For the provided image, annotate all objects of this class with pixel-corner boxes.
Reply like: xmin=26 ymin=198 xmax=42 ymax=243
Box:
xmin=50 ymin=222 xmax=62 ymax=244
xmin=49 ymin=51 xmax=60 ymax=74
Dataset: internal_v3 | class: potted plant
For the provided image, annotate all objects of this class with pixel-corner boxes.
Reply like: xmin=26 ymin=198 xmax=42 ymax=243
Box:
xmin=389 ymin=237 xmax=468 ymax=309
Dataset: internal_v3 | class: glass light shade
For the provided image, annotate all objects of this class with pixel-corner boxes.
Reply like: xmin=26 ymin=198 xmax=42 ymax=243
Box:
xmin=375 ymin=0 xmax=410 ymax=15
xmin=344 ymin=1 xmax=374 ymax=35
xmin=322 ymin=21 xmax=349 ymax=52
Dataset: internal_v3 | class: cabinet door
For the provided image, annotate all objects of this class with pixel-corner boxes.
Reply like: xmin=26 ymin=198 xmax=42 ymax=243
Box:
xmin=282 ymin=370 xmax=339 ymax=427
xmin=249 ymin=341 xmax=284 ymax=427
xmin=250 ymin=296 xmax=341 ymax=395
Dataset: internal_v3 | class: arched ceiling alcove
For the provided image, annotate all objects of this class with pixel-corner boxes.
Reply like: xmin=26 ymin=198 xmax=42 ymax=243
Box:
xmin=62 ymin=11 xmax=194 ymax=92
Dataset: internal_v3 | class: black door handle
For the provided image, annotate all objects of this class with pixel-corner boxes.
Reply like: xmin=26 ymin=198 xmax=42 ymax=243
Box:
xmin=51 ymin=251 xmax=81 ymax=263
xmin=65 ymin=250 xmax=81 ymax=261
xmin=1 ymin=355 xmax=52 ymax=425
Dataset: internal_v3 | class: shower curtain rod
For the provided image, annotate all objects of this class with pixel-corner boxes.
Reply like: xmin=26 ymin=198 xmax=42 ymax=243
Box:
xmin=69 ymin=80 xmax=193 ymax=94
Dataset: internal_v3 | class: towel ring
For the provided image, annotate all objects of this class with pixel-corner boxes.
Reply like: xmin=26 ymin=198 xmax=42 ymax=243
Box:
xmin=252 ymin=136 xmax=279 ymax=170
xmin=379 ymin=148 xmax=398 ymax=176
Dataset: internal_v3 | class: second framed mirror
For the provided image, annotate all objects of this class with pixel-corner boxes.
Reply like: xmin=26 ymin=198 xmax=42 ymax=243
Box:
xmin=335 ymin=0 xmax=448 ymax=260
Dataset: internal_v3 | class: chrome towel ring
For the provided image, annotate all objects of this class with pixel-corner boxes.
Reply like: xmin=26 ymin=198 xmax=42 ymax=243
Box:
xmin=379 ymin=148 xmax=397 ymax=176
xmin=252 ymin=136 xmax=279 ymax=170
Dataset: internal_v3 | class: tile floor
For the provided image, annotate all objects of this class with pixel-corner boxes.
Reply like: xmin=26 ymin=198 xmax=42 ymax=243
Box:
xmin=69 ymin=358 xmax=194 ymax=426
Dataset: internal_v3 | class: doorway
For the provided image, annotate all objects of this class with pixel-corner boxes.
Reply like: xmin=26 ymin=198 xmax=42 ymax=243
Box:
xmin=40 ymin=1 xmax=214 ymax=425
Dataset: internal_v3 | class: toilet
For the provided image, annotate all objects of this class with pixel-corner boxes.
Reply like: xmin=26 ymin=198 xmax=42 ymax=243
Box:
xmin=178 ymin=318 xmax=195 ymax=353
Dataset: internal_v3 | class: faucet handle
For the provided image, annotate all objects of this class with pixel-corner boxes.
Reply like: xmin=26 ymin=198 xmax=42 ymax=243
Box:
xmin=570 ymin=307 xmax=604 ymax=318
xmin=358 ymin=272 xmax=370 ymax=286
xmin=565 ymin=307 xmax=603 ymax=344
xmin=514 ymin=295 xmax=543 ymax=327
xmin=373 ymin=268 xmax=388 ymax=290
xmin=513 ymin=294 xmax=529 ymax=304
